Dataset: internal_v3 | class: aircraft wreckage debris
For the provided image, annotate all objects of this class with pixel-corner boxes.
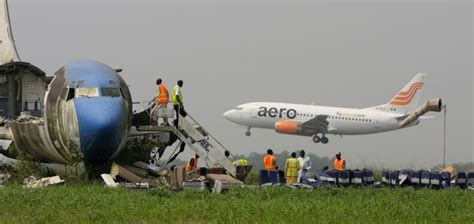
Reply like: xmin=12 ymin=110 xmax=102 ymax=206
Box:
xmin=101 ymin=162 xmax=247 ymax=192
xmin=110 ymin=163 xmax=145 ymax=184
xmin=22 ymin=175 xmax=64 ymax=189
xmin=106 ymin=162 xmax=173 ymax=189
xmin=0 ymin=172 xmax=11 ymax=185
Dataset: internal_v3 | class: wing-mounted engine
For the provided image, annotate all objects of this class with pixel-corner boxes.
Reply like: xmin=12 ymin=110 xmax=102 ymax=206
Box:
xmin=275 ymin=120 xmax=306 ymax=135
xmin=399 ymin=98 xmax=443 ymax=128
xmin=275 ymin=115 xmax=329 ymax=136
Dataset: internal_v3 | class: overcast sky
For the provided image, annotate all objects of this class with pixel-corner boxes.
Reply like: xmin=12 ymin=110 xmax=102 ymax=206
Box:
xmin=8 ymin=0 xmax=473 ymax=168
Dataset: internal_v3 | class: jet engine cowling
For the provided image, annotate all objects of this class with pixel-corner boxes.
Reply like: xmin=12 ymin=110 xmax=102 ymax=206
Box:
xmin=275 ymin=119 xmax=318 ymax=137
xmin=400 ymin=98 xmax=443 ymax=128
xmin=275 ymin=120 xmax=300 ymax=135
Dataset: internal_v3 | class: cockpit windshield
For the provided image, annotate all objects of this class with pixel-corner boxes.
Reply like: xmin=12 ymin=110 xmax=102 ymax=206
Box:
xmin=76 ymin=88 xmax=99 ymax=97
xmin=101 ymin=88 xmax=122 ymax=97
xmin=74 ymin=87 xmax=124 ymax=98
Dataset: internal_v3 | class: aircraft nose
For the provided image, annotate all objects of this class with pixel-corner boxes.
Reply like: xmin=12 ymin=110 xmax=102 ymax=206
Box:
xmin=74 ymin=97 xmax=128 ymax=162
xmin=223 ymin=109 xmax=239 ymax=122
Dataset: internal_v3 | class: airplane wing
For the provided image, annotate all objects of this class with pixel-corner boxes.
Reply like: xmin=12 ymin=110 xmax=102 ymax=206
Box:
xmin=300 ymin=115 xmax=329 ymax=134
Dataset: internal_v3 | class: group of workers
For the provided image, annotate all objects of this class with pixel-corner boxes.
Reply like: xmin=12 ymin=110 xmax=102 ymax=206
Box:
xmin=153 ymin=78 xmax=186 ymax=127
xmin=156 ymin=78 xmax=348 ymax=184
xmin=264 ymin=149 xmax=346 ymax=184
xmin=185 ymin=148 xmax=347 ymax=184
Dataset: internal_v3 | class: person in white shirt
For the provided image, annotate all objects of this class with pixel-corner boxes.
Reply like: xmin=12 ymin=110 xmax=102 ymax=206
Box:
xmin=297 ymin=150 xmax=312 ymax=183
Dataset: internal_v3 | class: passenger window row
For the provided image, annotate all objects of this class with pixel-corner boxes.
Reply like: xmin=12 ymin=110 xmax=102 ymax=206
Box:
xmin=329 ymin=116 xmax=372 ymax=122
xmin=296 ymin=113 xmax=372 ymax=122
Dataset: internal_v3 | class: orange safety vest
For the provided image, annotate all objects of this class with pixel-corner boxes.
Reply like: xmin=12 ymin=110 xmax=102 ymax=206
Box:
xmin=334 ymin=159 xmax=346 ymax=171
xmin=186 ymin=157 xmax=198 ymax=171
xmin=156 ymin=84 xmax=169 ymax=105
xmin=263 ymin=155 xmax=276 ymax=171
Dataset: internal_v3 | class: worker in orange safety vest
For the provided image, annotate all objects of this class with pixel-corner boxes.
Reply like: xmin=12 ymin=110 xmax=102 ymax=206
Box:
xmin=186 ymin=154 xmax=200 ymax=172
xmin=154 ymin=78 xmax=169 ymax=125
xmin=263 ymin=149 xmax=277 ymax=171
xmin=333 ymin=152 xmax=346 ymax=171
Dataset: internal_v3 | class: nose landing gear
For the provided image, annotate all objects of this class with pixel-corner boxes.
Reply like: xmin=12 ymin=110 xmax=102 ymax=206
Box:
xmin=245 ymin=127 xmax=251 ymax=136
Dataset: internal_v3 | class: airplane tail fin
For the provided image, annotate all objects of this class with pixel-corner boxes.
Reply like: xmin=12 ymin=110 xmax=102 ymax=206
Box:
xmin=0 ymin=0 xmax=21 ymax=65
xmin=370 ymin=73 xmax=427 ymax=114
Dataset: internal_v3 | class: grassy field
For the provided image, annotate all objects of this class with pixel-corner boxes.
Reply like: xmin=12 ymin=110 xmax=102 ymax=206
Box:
xmin=0 ymin=185 xmax=472 ymax=223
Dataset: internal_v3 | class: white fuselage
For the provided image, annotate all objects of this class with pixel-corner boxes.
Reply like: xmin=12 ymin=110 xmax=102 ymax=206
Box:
xmin=224 ymin=102 xmax=417 ymax=136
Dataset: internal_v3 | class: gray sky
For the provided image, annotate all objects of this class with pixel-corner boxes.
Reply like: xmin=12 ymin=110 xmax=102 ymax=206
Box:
xmin=8 ymin=0 xmax=473 ymax=168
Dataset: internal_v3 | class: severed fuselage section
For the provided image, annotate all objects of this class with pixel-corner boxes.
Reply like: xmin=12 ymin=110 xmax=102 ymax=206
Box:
xmin=6 ymin=60 xmax=132 ymax=164
xmin=0 ymin=0 xmax=133 ymax=164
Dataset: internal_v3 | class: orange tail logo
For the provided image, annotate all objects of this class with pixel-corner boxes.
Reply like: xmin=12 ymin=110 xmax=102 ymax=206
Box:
xmin=389 ymin=82 xmax=424 ymax=106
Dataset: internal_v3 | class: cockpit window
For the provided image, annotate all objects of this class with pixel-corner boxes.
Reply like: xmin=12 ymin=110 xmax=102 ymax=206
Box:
xmin=101 ymin=88 xmax=122 ymax=97
xmin=76 ymin=80 xmax=85 ymax=88
xmin=119 ymin=88 xmax=126 ymax=99
xmin=236 ymin=107 xmax=243 ymax=110
xmin=66 ymin=88 xmax=75 ymax=101
xmin=76 ymin=88 xmax=99 ymax=97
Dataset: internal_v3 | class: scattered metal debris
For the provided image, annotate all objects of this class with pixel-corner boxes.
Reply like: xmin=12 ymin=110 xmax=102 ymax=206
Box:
xmin=287 ymin=183 xmax=314 ymax=189
xmin=213 ymin=180 xmax=223 ymax=194
xmin=207 ymin=174 xmax=243 ymax=185
xmin=123 ymin=182 xmax=149 ymax=189
xmin=207 ymin=174 xmax=243 ymax=193
xmin=123 ymin=165 xmax=149 ymax=178
xmin=0 ymin=172 xmax=11 ymax=185
xmin=183 ymin=180 xmax=208 ymax=191
xmin=110 ymin=163 xmax=145 ymax=184
xmin=22 ymin=175 xmax=64 ymax=188
xmin=104 ymin=162 xmax=173 ymax=189
xmin=101 ymin=174 xmax=120 ymax=188
xmin=171 ymin=166 xmax=186 ymax=190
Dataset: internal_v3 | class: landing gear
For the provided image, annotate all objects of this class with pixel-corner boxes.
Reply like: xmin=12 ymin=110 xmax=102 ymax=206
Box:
xmin=321 ymin=136 xmax=329 ymax=144
xmin=245 ymin=127 xmax=251 ymax=136
xmin=312 ymin=135 xmax=321 ymax=143
xmin=313 ymin=133 xmax=329 ymax=144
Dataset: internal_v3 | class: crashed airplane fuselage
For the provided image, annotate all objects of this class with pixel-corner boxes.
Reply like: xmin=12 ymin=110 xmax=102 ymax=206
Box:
xmin=8 ymin=61 xmax=133 ymax=163
xmin=0 ymin=0 xmax=132 ymax=164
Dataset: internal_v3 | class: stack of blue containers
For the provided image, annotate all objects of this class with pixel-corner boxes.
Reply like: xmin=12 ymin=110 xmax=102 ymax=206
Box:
xmin=259 ymin=168 xmax=472 ymax=190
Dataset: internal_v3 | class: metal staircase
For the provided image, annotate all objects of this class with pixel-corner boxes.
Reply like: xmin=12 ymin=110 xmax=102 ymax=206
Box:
xmin=132 ymin=107 xmax=236 ymax=176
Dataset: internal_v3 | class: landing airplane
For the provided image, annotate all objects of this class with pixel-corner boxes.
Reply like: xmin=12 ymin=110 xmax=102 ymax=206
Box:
xmin=0 ymin=0 xmax=132 ymax=163
xmin=224 ymin=73 xmax=443 ymax=144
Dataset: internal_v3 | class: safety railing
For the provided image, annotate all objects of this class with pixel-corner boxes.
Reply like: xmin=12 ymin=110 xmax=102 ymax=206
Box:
xmin=135 ymin=98 xmax=236 ymax=175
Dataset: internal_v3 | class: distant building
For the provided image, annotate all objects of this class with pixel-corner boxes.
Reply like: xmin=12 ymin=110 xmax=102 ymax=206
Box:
xmin=0 ymin=62 xmax=50 ymax=119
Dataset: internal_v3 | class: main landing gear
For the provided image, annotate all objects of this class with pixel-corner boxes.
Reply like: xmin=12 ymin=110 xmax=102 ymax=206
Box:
xmin=313 ymin=133 xmax=329 ymax=144
xmin=245 ymin=127 xmax=251 ymax=136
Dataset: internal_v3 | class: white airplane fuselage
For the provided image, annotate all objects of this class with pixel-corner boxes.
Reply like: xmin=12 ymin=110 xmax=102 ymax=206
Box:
xmin=224 ymin=102 xmax=414 ymax=136
xmin=223 ymin=73 xmax=442 ymax=144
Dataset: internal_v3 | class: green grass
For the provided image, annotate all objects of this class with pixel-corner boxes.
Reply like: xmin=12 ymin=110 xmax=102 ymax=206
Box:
xmin=0 ymin=185 xmax=473 ymax=223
